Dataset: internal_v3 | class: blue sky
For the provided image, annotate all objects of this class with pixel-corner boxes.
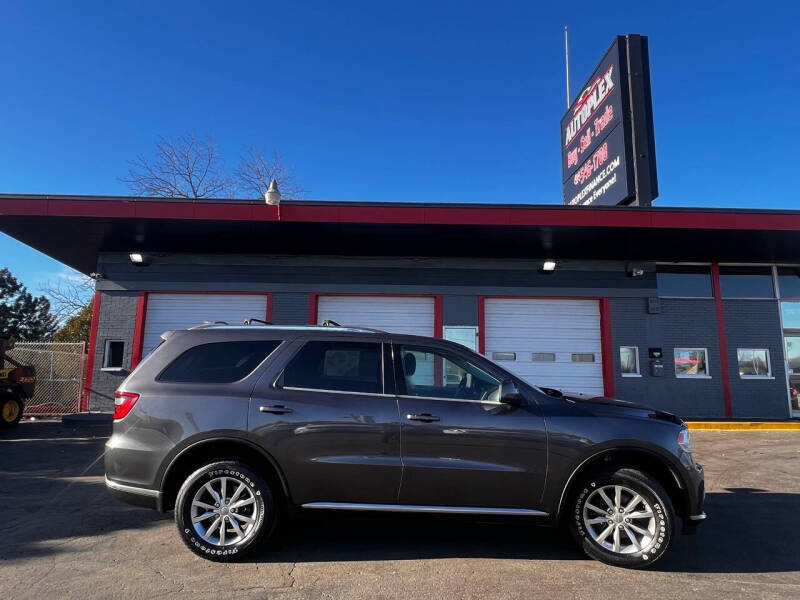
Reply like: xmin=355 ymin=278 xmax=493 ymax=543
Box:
xmin=2 ymin=0 xmax=799 ymax=294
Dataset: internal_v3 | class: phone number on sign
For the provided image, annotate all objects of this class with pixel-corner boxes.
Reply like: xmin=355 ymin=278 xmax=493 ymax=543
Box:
xmin=573 ymin=142 xmax=609 ymax=186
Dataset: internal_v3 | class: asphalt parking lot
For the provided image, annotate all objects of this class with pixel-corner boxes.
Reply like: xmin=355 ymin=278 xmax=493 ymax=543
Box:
xmin=1 ymin=423 xmax=798 ymax=600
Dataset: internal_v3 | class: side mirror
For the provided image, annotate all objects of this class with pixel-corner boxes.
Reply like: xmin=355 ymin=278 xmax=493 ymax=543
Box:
xmin=499 ymin=380 xmax=524 ymax=406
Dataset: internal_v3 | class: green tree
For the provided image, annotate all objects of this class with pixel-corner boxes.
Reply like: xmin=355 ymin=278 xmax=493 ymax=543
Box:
xmin=0 ymin=268 xmax=59 ymax=341
xmin=54 ymin=302 xmax=93 ymax=343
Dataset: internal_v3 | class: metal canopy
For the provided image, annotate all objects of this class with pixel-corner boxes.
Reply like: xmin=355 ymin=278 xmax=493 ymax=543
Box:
xmin=2 ymin=194 xmax=800 ymax=274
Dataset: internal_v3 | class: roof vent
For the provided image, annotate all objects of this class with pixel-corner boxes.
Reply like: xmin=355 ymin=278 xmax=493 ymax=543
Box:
xmin=265 ymin=179 xmax=281 ymax=205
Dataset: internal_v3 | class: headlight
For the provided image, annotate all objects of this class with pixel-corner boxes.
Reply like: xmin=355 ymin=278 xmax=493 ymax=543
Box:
xmin=677 ymin=427 xmax=693 ymax=463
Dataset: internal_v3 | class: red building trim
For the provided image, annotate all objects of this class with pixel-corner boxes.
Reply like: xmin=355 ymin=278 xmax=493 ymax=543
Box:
xmin=433 ymin=295 xmax=443 ymax=339
xmin=477 ymin=296 xmax=486 ymax=355
xmin=711 ymin=263 xmax=734 ymax=417
xmin=599 ymin=298 xmax=615 ymax=398
xmin=82 ymin=290 xmax=102 ymax=411
xmin=308 ymin=293 xmax=319 ymax=325
xmin=308 ymin=292 xmax=443 ymax=337
xmin=130 ymin=292 xmax=148 ymax=369
xmin=4 ymin=195 xmax=800 ymax=232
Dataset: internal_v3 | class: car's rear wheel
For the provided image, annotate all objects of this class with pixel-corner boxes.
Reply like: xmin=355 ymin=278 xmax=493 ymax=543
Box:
xmin=568 ymin=467 xmax=675 ymax=568
xmin=0 ymin=395 xmax=23 ymax=427
xmin=175 ymin=460 xmax=278 ymax=561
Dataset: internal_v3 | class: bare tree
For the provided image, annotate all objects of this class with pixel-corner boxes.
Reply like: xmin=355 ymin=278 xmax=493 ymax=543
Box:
xmin=235 ymin=148 xmax=304 ymax=200
xmin=121 ymin=134 xmax=235 ymax=198
xmin=40 ymin=273 xmax=95 ymax=321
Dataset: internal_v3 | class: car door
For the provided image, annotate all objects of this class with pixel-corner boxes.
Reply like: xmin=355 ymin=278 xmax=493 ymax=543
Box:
xmin=395 ymin=341 xmax=548 ymax=510
xmin=249 ymin=336 xmax=402 ymax=505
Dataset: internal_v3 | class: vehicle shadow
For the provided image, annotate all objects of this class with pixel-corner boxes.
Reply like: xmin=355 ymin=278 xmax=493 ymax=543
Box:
xmin=248 ymin=489 xmax=800 ymax=573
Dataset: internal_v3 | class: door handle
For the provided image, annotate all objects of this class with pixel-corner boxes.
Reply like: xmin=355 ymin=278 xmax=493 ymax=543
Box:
xmin=259 ymin=404 xmax=293 ymax=414
xmin=406 ymin=413 xmax=440 ymax=422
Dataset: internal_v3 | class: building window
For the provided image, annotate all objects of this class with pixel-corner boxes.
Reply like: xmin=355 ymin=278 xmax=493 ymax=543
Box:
xmin=620 ymin=346 xmax=640 ymax=376
xmin=777 ymin=267 xmax=800 ymax=299
xmin=491 ymin=352 xmax=516 ymax=361
xmin=102 ymin=340 xmax=125 ymax=369
xmin=719 ymin=266 xmax=775 ymax=298
xmin=656 ymin=265 xmax=713 ymax=298
xmin=674 ymin=348 xmax=709 ymax=378
xmin=444 ymin=326 xmax=478 ymax=352
xmin=780 ymin=302 xmax=800 ymax=330
xmin=737 ymin=349 xmax=771 ymax=378
xmin=158 ymin=340 xmax=281 ymax=383
xmin=531 ymin=352 xmax=556 ymax=362
xmin=572 ymin=353 xmax=595 ymax=363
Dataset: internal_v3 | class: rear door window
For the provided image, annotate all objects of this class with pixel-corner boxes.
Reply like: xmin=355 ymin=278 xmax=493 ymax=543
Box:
xmin=158 ymin=340 xmax=281 ymax=383
xmin=281 ymin=340 xmax=383 ymax=394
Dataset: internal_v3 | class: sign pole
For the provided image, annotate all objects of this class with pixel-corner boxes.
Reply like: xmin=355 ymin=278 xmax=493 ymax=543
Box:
xmin=564 ymin=26 xmax=571 ymax=108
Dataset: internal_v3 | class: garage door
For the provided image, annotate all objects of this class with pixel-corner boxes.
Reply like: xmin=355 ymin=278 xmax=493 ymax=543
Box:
xmin=142 ymin=293 xmax=269 ymax=356
xmin=316 ymin=296 xmax=435 ymax=336
xmin=484 ymin=298 xmax=603 ymax=396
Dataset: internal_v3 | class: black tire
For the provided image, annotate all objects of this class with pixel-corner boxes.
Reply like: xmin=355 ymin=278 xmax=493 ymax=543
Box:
xmin=175 ymin=460 xmax=278 ymax=561
xmin=568 ymin=467 xmax=675 ymax=568
xmin=0 ymin=395 xmax=23 ymax=428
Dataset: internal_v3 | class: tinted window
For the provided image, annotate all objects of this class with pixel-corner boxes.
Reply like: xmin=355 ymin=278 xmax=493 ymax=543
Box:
xmin=777 ymin=268 xmax=800 ymax=298
xmin=719 ymin=266 xmax=774 ymax=298
xmin=283 ymin=341 xmax=382 ymax=394
xmin=158 ymin=340 xmax=280 ymax=383
xmin=399 ymin=344 xmax=500 ymax=401
xmin=656 ymin=266 xmax=712 ymax=297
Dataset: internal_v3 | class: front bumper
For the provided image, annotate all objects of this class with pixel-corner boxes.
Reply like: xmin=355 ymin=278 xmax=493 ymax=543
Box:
xmin=682 ymin=463 xmax=706 ymax=533
xmin=105 ymin=475 xmax=162 ymax=511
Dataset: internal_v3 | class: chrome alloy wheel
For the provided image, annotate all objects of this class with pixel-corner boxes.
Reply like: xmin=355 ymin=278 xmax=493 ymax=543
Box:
xmin=190 ymin=476 xmax=260 ymax=546
xmin=582 ymin=484 xmax=657 ymax=555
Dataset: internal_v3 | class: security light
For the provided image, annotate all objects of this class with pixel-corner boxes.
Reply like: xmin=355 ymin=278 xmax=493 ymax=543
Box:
xmin=541 ymin=260 xmax=557 ymax=272
xmin=129 ymin=252 xmax=147 ymax=266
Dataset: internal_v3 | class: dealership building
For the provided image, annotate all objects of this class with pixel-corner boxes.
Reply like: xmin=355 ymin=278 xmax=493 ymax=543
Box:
xmin=2 ymin=193 xmax=800 ymax=420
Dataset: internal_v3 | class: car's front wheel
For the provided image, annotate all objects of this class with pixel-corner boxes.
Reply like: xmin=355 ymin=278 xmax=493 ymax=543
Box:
xmin=568 ymin=467 xmax=675 ymax=568
xmin=175 ymin=460 xmax=278 ymax=561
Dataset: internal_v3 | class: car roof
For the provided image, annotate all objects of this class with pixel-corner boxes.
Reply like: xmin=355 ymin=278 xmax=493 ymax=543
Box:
xmin=168 ymin=323 xmax=458 ymax=346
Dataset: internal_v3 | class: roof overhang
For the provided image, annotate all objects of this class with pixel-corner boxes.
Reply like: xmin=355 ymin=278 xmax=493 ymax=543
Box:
xmin=2 ymin=194 xmax=800 ymax=274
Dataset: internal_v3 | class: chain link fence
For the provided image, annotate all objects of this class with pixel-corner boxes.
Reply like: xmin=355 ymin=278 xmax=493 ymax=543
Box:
xmin=5 ymin=342 xmax=86 ymax=416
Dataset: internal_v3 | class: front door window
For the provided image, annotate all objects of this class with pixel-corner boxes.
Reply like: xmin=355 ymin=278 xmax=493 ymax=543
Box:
xmin=398 ymin=344 xmax=500 ymax=402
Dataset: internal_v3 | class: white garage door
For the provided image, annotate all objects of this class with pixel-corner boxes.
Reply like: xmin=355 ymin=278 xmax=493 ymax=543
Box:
xmin=484 ymin=298 xmax=604 ymax=396
xmin=142 ymin=293 xmax=269 ymax=356
xmin=316 ymin=296 xmax=435 ymax=337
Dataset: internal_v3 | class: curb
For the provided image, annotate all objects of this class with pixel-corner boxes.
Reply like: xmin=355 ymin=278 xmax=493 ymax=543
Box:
xmin=61 ymin=412 xmax=113 ymax=427
xmin=687 ymin=421 xmax=800 ymax=431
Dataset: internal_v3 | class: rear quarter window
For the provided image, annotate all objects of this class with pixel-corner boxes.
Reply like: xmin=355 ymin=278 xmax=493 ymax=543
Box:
xmin=157 ymin=340 xmax=281 ymax=383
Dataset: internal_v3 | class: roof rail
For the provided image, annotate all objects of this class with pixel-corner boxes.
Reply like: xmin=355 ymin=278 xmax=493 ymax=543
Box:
xmin=188 ymin=321 xmax=229 ymax=330
xmin=244 ymin=318 xmax=272 ymax=325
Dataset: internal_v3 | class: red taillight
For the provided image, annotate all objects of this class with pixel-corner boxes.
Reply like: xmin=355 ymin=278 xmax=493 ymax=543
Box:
xmin=113 ymin=391 xmax=139 ymax=420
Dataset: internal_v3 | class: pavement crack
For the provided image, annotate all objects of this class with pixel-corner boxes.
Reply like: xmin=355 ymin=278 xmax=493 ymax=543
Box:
xmin=287 ymin=562 xmax=297 ymax=588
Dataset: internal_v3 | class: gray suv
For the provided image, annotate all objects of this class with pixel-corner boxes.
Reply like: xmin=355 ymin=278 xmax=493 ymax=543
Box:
xmin=105 ymin=324 xmax=705 ymax=568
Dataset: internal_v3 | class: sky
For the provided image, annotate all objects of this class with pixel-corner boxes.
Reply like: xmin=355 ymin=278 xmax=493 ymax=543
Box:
xmin=2 ymin=0 xmax=799 ymax=295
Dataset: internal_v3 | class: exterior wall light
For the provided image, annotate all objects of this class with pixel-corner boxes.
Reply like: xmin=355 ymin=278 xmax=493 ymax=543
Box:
xmin=541 ymin=260 xmax=557 ymax=272
xmin=129 ymin=252 xmax=148 ymax=266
